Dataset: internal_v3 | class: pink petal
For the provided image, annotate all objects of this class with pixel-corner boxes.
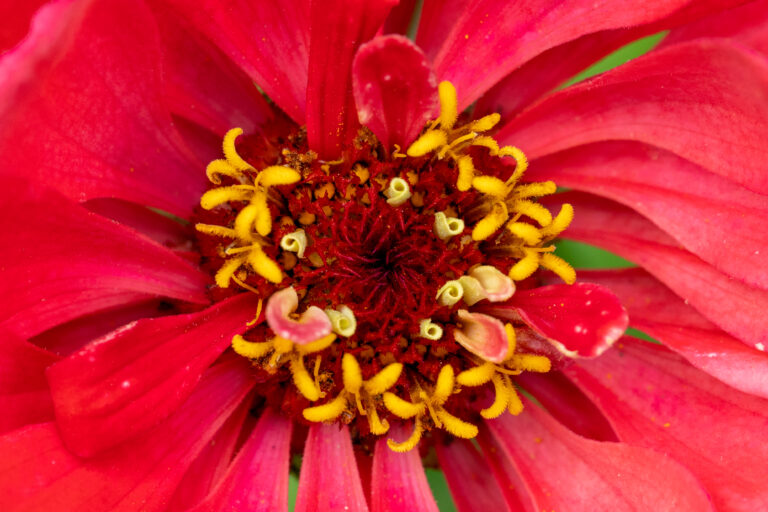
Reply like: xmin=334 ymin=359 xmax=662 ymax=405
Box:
xmin=486 ymin=404 xmax=714 ymax=512
xmin=154 ymin=0 xmax=310 ymax=124
xmin=551 ymin=191 xmax=768 ymax=348
xmin=498 ymin=40 xmax=768 ymax=194
xmin=482 ymin=283 xmax=628 ymax=358
xmin=0 ymin=179 xmax=208 ymax=339
xmin=435 ymin=438 xmax=509 ymax=512
xmin=265 ymin=287 xmax=332 ymax=344
xmin=0 ymin=327 xmax=58 ymax=434
xmin=475 ymin=426 xmax=537 ymax=512
xmin=352 ymin=35 xmax=438 ymax=150
xmin=0 ymin=359 xmax=255 ymax=512
xmin=166 ymin=400 xmax=251 ymax=512
xmin=528 ymin=141 xmax=768 ymax=290
xmin=454 ymin=310 xmax=510 ymax=363
xmin=189 ymin=409 xmax=292 ymax=512
xmin=515 ymin=372 xmax=618 ymax=441
xmin=566 ymin=337 xmax=768 ymax=511
xmin=0 ymin=0 xmax=206 ymax=217
xmin=295 ymin=423 xmax=369 ymax=512
xmin=46 ymin=293 xmax=260 ymax=457
xmin=419 ymin=0 xmax=717 ymax=110
xmin=149 ymin=2 xmax=275 ymax=136
xmin=306 ymin=0 xmax=396 ymax=158
xmin=371 ymin=424 xmax=438 ymax=512
xmin=575 ymin=268 xmax=768 ymax=400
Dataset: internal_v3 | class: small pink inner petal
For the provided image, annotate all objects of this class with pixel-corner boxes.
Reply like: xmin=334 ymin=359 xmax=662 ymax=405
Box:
xmin=265 ymin=287 xmax=332 ymax=345
xmin=454 ymin=310 xmax=509 ymax=363
xmin=470 ymin=265 xmax=515 ymax=302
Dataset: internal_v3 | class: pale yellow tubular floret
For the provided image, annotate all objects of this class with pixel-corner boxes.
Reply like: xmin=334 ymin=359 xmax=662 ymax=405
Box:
xmin=324 ymin=305 xmax=357 ymax=337
xmin=456 ymin=362 xmax=496 ymax=386
xmin=508 ymin=248 xmax=540 ymax=281
xmin=456 ymin=155 xmax=475 ymax=192
xmin=481 ymin=374 xmax=511 ymax=419
xmin=214 ymin=256 xmax=247 ymax=288
xmin=246 ymin=247 xmax=283 ymax=284
xmin=407 ymin=130 xmax=448 ymax=157
xmin=418 ymin=318 xmax=444 ymax=340
xmin=206 ymin=159 xmax=241 ymax=185
xmin=507 ymin=221 xmax=542 ymax=245
xmin=472 ymin=202 xmax=509 ymax=241
xmin=302 ymin=394 xmax=348 ymax=422
xmin=222 ymin=128 xmax=254 ymax=171
xmin=434 ymin=212 xmax=465 ymax=240
xmin=384 ymin=177 xmax=412 ymax=206
xmin=436 ymin=280 xmax=464 ymax=306
xmin=540 ymin=252 xmax=576 ymax=285
xmin=280 ymin=229 xmax=308 ymax=259
xmin=231 ymin=335 xmax=272 ymax=359
xmin=438 ymin=81 xmax=459 ymax=130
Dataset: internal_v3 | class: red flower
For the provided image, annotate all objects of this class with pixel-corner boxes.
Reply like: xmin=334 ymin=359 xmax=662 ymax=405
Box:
xmin=1 ymin=0 xmax=768 ymax=511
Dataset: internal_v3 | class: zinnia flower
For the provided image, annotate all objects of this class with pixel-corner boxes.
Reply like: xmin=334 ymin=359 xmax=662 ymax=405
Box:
xmin=1 ymin=0 xmax=767 ymax=511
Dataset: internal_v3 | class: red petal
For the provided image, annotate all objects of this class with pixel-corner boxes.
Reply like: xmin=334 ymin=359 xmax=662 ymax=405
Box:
xmin=371 ymin=424 xmax=438 ymax=512
xmin=306 ymin=0 xmax=396 ymax=159
xmin=0 ymin=327 xmax=58 ymax=434
xmin=475 ymin=426 xmax=537 ymax=512
xmin=295 ymin=423 xmax=369 ymax=512
xmin=528 ymin=141 xmax=768 ymax=290
xmin=566 ymin=337 xmax=768 ymax=511
xmin=46 ymin=293 xmax=260 ymax=457
xmin=419 ymin=0 xmax=717 ymax=110
xmin=482 ymin=283 xmax=628 ymax=358
xmin=382 ymin=0 xmax=419 ymax=35
xmin=576 ymin=268 xmax=768 ymax=400
xmin=155 ymin=0 xmax=310 ymax=124
xmin=189 ymin=409 xmax=292 ymax=512
xmin=353 ymin=35 xmax=438 ymax=150
xmin=149 ymin=2 xmax=275 ymax=137
xmin=0 ymin=0 xmax=47 ymax=52
xmin=552 ymin=191 xmax=768 ymax=348
xmin=498 ymin=40 xmax=768 ymax=194
xmin=486 ymin=404 xmax=714 ymax=511
xmin=435 ymin=438 xmax=509 ymax=512
xmin=0 ymin=0 xmax=206 ymax=217
xmin=0 ymin=179 xmax=208 ymax=339
xmin=0 ymin=359 xmax=254 ymax=512
xmin=515 ymin=372 xmax=618 ymax=441
xmin=166 ymin=400 xmax=251 ymax=512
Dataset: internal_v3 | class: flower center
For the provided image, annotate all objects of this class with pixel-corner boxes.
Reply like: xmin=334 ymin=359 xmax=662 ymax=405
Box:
xmin=192 ymin=81 xmax=575 ymax=451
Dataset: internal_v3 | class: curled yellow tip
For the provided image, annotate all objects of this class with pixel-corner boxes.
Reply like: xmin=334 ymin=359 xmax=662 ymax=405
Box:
xmin=500 ymin=145 xmax=528 ymax=180
xmin=515 ymin=181 xmax=557 ymax=199
xmin=214 ymin=256 xmax=247 ymax=288
xmin=481 ymin=375 xmax=510 ymax=419
xmin=384 ymin=177 xmax=412 ymax=206
xmin=472 ymin=202 xmax=509 ymax=241
xmin=508 ymin=248 xmax=540 ymax=281
xmin=303 ymin=394 xmax=348 ymax=423
xmin=291 ymin=356 xmax=322 ymax=401
xmin=438 ymin=81 xmax=459 ymax=130
xmin=231 ymin=335 xmax=272 ymax=359
xmin=512 ymin=200 xmax=553 ymax=227
xmin=505 ymin=323 xmax=517 ymax=355
xmin=223 ymin=128 xmax=254 ymax=171
xmin=297 ymin=333 xmax=337 ymax=354
xmin=436 ymin=280 xmax=464 ymax=306
xmin=246 ymin=247 xmax=283 ymax=284
xmin=205 ymin=159 xmax=241 ymax=185
xmin=196 ymin=223 xmax=236 ymax=239
xmin=456 ymin=362 xmax=496 ymax=387
xmin=200 ymin=186 xmax=251 ymax=210
xmin=383 ymin=392 xmax=426 ymax=419
xmin=471 ymin=135 xmax=500 ymax=155
xmin=368 ymin=407 xmax=390 ymax=435
xmin=456 ymin=155 xmax=475 ymax=191
xmin=435 ymin=409 xmax=478 ymax=439
xmin=433 ymin=364 xmax=455 ymax=405
xmin=342 ymin=353 xmax=363 ymax=394
xmin=407 ymin=130 xmax=448 ymax=157
xmin=280 ymin=229 xmax=308 ymax=259
xmin=540 ymin=252 xmax=576 ymax=285
xmin=511 ymin=354 xmax=552 ymax=373
xmin=387 ymin=419 xmax=423 ymax=452
xmin=234 ymin=203 xmax=259 ymax=241
xmin=507 ymin=222 xmax=542 ymax=245
xmin=470 ymin=113 xmax=501 ymax=133
xmin=419 ymin=319 xmax=444 ymax=340
xmin=542 ymin=203 xmax=575 ymax=238
xmin=434 ymin=212 xmax=465 ymax=241
xmin=364 ymin=363 xmax=403 ymax=396
xmin=508 ymin=385 xmax=524 ymax=415
xmin=259 ymin=166 xmax=301 ymax=187
xmin=252 ymin=192 xmax=272 ymax=237
xmin=472 ymin=176 xmax=508 ymax=197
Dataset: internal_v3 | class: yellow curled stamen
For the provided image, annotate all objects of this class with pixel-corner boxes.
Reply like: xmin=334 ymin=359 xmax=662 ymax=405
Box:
xmin=471 ymin=135 xmax=500 ymax=155
xmin=499 ymin=145 xmax=528 ymax=182
xmin=509 ymin=248 xmax=540 ymax=281
xmin=291 ymin=356 xmax=322 ymax=401
xmin=407 ymin=130 xmax=448 ymax=157
xmin=296 ymin=333 xmax=338 ymax=354
xmin=433 ymin=365 xmax=455 ymax=405
xmin=231 ymin=335 xmax=272 ymax=359
xmin=515 ymin=181 xmax=557 ymax=198
xmin=507 ymin=222 xmax=542 ymax=245
xmin=505 ymin=323 xmax=517 ymax=355
xmin=436 ymin=280 xmax=464 ymax=306
xmin=472 ymin=201 xmax=509 ymax=241
xmin=470 ymin=113 xmax=501 ymax=133
xmin=456 ymin=362 xmax=496 ymax=386
xmin=246 ymin=247 xmax=283 ymax=284
xmin=506 ymin=376 xmax=524 ymax=415
xmin=509 ymin=353 xmax=552 ymax=373
xmin=540 ymin=203 xmax=575 ymax=239
xmin=214 ymin=255 xmax=247 ymax=288
xmin=540 ymin=252 xmax=576 ymax=285
xmin=234 ymin=203 xmax=260 ymax=241
xmin=206 ymin=159 xmax=241 ymax=185
xmin=472 ymin=176 xmax=508 ymax=197
xmin=303 ymin=394 xmax=348 ymax=422
xmin=363 ymin=363 xmax=404 ymax=396
xmin=434 ymin=212 xmax=465 ymax=240
xmin=200 ymin=185 xmax=253 ymax=210
xmin=456 ymin=155 xmax=475 ymax=192
xmin=383 ymin=392 xmax=426 ymax=419
xmin=438 ymin=81 xmax=458 ymax=130
xmin=258 ymin=165 xmax=302 ymax=187
xmin=435 ymin=409 xmax=478 ymax=439
xmin=419 ymin=319 xmax=444 ymax=340
xmin=223 ymin=127 xmax=254 ymax=171
xmin=387 ymin=418 xmax=424 ymax=453
xmin=511 ymin=200 xmax=553 ymax=227
xmin=481 ymin=374 xmax=511 ymax=419
xmin=195 ymin=224 xmax=237 ymax=239
xmin=252 ymin=191 xmax=272 ymax=237
xmin=280 ymin=229 xmax=308 ymax=259
xmin=367 ymin=405 xmax=390 ymax=435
